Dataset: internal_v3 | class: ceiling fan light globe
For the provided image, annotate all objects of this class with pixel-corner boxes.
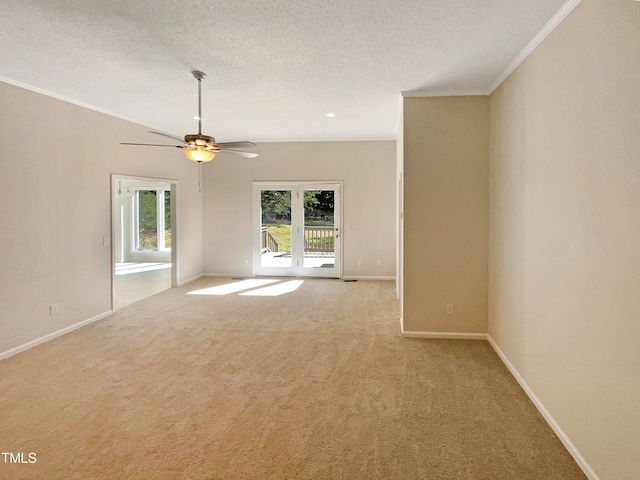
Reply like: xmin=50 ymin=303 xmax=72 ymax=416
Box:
xmin=184 ymin=147 xmax=215 ymax=162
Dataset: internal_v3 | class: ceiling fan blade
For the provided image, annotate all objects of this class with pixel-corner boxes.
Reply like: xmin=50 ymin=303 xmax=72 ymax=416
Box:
xmin=215 ymin=141 xmax=257 ymax=149
xmin=120 ymin=73 xmax=257 ymax=162
xmin=120 ymin=142 xmax=184 ymax=148
xmin=217 ymin=149 xmax=259 ymax=158
xmin=148 ymin=131 xmax=186 ymax=143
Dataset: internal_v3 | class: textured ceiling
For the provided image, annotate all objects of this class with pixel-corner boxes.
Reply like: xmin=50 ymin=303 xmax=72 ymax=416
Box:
xmin=0 ymin=0 xmax=568 ymax=142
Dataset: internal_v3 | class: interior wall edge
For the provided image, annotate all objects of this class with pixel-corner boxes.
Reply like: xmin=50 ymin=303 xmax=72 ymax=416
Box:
xmin=486 ymin=335 xmax=600 ymax=480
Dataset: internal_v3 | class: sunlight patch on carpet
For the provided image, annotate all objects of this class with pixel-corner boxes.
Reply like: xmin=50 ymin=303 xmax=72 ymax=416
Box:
xmin=239 ymin=280 xmax=304 ymax=297
xmin=187 ymin=279 xmax=279 ymax=296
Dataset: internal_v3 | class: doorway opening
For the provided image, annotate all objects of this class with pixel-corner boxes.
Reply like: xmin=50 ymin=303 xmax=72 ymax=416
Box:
xmin=253 ymin=182 xmax=342 ymax=278
xmin=111 ymin=175 xmax=178 ymax=309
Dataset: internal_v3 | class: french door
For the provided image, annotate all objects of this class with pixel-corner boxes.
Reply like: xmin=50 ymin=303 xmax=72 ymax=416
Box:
xmin=253 ymin=182 xmax=341 ymax=278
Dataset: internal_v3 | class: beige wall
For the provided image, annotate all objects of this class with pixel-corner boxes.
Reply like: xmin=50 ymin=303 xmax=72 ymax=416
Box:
xmin=0 ymin=81 xmax=203 ymax=355
xmin=202 ymin=141 xmax=396 ymax=278
xmin=402 ymin=96 xmax=489 ymax=334
xmin=488 ymin=1 xmax=640 ymax=478
xmin=0 ymin=81 xmax=395 ymax=355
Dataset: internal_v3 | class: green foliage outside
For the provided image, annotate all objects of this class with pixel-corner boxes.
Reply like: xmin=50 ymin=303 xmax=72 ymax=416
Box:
xmin=138 ymin=190 xmax=171 ymax=249
xmin=265 ymin=224 xmax=292 ymax=252
xmin=260 ymin=190 xmax=291 ymax=224
xmin=261 ymin=189 xmax=334 ymax=225
xmin=138 ymin=191 xmax=158 ymax=249
xmin=261 ymin=189 xmax=335 ymax=253
xmin=164 ymin=191 xmax=171 ymax=248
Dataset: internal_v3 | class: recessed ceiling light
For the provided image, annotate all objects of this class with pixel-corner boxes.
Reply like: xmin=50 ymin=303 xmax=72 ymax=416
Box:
xmin=326 ymin=113 xmax=335 ymax=118
xmin=193 ymin=116 xmax=200 ymax=120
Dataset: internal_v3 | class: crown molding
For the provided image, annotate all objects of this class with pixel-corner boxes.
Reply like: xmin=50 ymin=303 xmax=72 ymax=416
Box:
xmin=401 ymin=89 xmax=489 ymax=98
xmin=487 ymin=0 xmax=582 ymax=94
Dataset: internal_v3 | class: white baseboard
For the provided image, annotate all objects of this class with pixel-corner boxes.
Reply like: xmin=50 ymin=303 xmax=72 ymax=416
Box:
xmin=177 ymin=273 xmax=203 ymax=286
xmin=203 ymin=274 xmax=396 ymax=282
xmin=401 ymin=330 xmax=487 ymax=340
xmin=486 ymin=334 xmax=599 ymax=480
xmin=342 ymin=275 xmax=396 ymax=281
xmin=0 ymin=310 xmax=113 ymax=362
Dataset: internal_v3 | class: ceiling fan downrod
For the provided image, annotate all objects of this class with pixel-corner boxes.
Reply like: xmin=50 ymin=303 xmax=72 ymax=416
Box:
xmin=192 ymin=70 xmax=206 ymax=135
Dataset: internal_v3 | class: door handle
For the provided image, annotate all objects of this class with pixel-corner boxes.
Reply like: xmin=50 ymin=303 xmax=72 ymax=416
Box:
xmin=335 ymin=227 xmax=340 ymax=238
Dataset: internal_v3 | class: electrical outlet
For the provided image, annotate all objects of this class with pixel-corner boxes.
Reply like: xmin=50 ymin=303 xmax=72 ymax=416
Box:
xmin=446 ymin=304 xmax=454 ymax=315
xmin=103 ymin=236 xmax=110 ymax=246
xmin=376 ymin=259 xmax=382 ymax=266
xmin=357 ymin=259 xmax=363 ymax=267
xmin=50 ymin=303 xmax=60 ymax=315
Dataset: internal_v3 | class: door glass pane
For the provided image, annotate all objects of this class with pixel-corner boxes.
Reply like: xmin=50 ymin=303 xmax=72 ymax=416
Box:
xmin=138 ymin=190 xmax=158 ymax=249
xmin=260 ymin=190 xmax=292 ymax=268
xmin=303 ymin=190 xmax=335 ymax=269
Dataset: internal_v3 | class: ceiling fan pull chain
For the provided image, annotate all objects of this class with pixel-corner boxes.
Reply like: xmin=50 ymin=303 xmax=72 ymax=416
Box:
xmin=198 ymin=161 xmax=202 ymax=193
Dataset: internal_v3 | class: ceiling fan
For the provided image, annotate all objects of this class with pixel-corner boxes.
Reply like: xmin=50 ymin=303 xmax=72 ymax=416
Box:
xmin=121 ymin=70 xmax=258 ymax=162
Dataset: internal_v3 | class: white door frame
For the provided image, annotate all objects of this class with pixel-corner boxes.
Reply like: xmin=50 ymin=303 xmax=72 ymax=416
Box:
xmin=252 ymin=181 xmax=342 ymax=278
xmin=110 ymin=174 xmax=179 ymax=311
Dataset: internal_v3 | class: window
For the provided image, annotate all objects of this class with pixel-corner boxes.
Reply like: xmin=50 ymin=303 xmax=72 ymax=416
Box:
xmin=134 ymin=189 xmax=171 ymax=250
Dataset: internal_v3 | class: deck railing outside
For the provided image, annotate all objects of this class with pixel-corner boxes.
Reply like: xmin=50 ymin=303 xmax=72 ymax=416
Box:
xmin=261 ymin=226 xmax=335 ymax=254
xmin=261 ymin=227 xmax=280 ymax=253
xmin=304 ymin=226 xmax=334 ymax=252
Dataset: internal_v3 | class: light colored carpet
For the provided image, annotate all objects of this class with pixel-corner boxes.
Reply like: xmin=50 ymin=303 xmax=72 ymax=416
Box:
xmin=0 ymin=277 xmax=585 ymax=479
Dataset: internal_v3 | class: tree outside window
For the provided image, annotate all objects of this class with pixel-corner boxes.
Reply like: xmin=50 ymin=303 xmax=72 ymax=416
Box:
xmin=136 ymin=189 xmax=170 ymax=250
